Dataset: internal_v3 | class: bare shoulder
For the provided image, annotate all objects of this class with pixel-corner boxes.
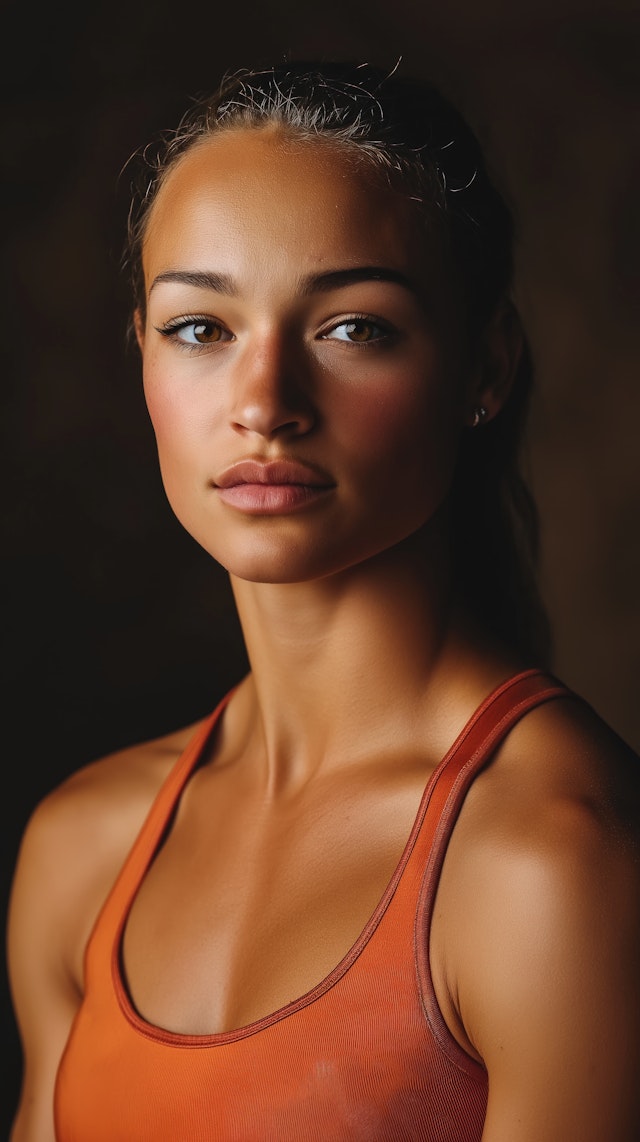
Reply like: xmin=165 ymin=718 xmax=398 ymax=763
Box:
xmin=22 ymin=717 xmax=203 ymax=846
xmin=9 ymin=715 xmax=207 ymax=994
xmin=7 ymin=716 xmax=207 ymax=1142
xmin=441 ymin=690 xmax=640 ymax=944
xmin=474 ymin=689 xmax=640 ymax=845
xmin=447 ymin=690 xmax=640 ymax=987
xmin=34 ymin=716 xmax=206 ymax=847
xmin=439 ymin=691 xmax=640 ymax=1140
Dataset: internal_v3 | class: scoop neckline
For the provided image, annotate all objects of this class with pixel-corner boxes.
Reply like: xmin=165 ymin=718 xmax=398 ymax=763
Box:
xmin=110 ymin=668 xmax=544 ymax=1047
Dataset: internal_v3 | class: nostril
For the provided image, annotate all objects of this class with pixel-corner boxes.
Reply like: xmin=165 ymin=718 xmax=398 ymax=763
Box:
xmin=228 ymin=345 xmax=317 ymax=437
xmin=232 ymin=416 xmax=314 ymax=439
xmin=231 ymin=399 xmax=316 ymax=439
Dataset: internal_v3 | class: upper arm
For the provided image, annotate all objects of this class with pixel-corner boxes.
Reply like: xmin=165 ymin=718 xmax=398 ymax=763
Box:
xmin=7 ymin=799 xmax=84 ymax=1142
xmin=460 ymin=801 xmax=640 ymax=1142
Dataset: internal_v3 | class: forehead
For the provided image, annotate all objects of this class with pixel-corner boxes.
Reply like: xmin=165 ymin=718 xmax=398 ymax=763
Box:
xmin=142 ymin=128 xmax=449 ymax=292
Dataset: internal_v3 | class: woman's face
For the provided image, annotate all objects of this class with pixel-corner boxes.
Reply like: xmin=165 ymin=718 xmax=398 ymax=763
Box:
xmin=138 ymin=128 xmax=475 ymax=584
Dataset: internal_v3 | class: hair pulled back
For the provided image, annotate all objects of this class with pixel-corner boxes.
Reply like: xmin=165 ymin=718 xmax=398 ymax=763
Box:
xmin=124 ymin=59 xmax=550 ymax=664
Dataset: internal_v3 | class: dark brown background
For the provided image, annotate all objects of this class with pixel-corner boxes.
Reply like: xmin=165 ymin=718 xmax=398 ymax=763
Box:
xmin=2 ymin=0 xmax=639 ymax=1128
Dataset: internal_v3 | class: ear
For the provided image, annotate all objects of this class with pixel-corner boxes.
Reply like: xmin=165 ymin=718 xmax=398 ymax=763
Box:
xmin=465 ymin=298 xmax=524 ymax=427
xmin=133 ymin=308 xmax=146 ymax=354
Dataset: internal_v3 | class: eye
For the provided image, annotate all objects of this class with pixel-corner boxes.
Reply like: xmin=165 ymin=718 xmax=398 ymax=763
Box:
xmin=155 ymin=317 xmax=233 ymax=346
xmin=322 ymin=317 xmax=392 ymax=344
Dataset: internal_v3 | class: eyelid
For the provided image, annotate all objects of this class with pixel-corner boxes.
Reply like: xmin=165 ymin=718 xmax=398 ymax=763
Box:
xmin=319 ymin=314 xmax=397 ymax=342
xmin=155 ymin=314 xmax=230 ymax=334
xmin=154 ymin=314 xmax=234 ymax=350
xmin=152 ymin=312 xmax=397 ymax=349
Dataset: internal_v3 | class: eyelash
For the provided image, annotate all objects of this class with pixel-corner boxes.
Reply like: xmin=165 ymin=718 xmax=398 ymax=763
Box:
xmin=155 ymin=315 xmax=231 ymax=352
xmin=321 ymin=314 xmax=396 ymax=346
xmin=154 ymin=313 xmax=397 ymax=352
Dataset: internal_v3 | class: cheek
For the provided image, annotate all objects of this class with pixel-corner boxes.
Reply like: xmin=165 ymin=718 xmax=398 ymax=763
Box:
xmin=329 ymin=358 xmax=463 ymax=493
xmin=143 ymin=359 xmax=212 ymax=464
xmin=141 ymin=363 xmax=218 ymax=530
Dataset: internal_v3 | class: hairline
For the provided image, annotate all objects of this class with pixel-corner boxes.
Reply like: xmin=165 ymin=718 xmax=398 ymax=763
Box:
xmin=134 ymin=120 xmax=447 ymax=323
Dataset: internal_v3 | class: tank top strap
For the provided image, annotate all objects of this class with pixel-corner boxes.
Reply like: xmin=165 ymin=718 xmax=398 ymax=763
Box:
xmin=82 ymin=688 xmax=236 ymax=980
xmin=412 ymin=667 xmax=572 ymax=1066
xmin=420 ymin=668 xmax=570 ymax=845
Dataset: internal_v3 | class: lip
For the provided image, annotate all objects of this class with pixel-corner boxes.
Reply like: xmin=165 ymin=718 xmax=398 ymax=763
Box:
xmin=213 ymin=458 xmax=335 ymax=515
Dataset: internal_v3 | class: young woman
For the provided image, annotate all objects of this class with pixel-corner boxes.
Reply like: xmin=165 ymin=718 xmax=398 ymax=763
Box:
xmin=8 ymin=61 xmax=640 ymax=1141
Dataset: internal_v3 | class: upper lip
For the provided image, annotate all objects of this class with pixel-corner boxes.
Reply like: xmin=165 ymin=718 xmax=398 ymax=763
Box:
xmin=215 ymin=458 xmax=335 ymax=488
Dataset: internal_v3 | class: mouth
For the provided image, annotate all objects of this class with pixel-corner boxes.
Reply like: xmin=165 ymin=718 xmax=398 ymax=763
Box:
xmin=213 ymin=458 xmax=335 ymax=515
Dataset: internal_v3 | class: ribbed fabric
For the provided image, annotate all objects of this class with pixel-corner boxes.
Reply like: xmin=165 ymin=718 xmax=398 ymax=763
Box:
xmin=54 ymin=669 xmax=569 ymax=1141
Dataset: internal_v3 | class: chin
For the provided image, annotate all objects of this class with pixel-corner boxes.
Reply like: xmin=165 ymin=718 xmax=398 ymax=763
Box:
xmin=212 ymin=549 xmax=338 ymax=586
xmin=197 ymin=526 xmax=434 ymax=588
xmin=175 ymin=499 xmax=441 ymax=586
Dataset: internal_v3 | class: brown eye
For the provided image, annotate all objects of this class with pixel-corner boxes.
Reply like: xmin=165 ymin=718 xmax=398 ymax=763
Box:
xmin=156 ymin=318 xmax=232 ymax=346
xmin=183 ymin=321 xmax=225 ymax=344
xmin=324 ymin=318 xmax=389 ymax=344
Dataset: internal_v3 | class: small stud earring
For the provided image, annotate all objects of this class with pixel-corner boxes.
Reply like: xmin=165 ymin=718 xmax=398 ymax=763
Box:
xmin=471 ymin=406 xmax=488 ymax=428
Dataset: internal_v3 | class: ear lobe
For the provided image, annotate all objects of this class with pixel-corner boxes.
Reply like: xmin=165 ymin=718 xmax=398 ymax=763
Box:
xmin=133 ymin=309 xmax=146 ymax=353
xmin=468 ymin=299 xmax=524 ymax=426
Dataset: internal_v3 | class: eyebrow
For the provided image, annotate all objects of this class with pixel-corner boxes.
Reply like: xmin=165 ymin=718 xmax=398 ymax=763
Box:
xmin=301 ymin=266 xmax=420 ymax=296
xmin=148 ymin=266 xmax=421 ymax=298
xmin=149 ymin=270 xmax=236 ymax=296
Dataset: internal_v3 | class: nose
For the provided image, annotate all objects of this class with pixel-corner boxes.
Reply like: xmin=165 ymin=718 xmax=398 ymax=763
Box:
xmin=229 ymin=335 xmax=317 ymax=440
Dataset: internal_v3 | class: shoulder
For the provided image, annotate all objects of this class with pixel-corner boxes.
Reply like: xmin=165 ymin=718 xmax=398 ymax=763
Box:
xmin=439 ymin=690 xmax=640 ymax=1139
xmin=32 ymin=718 xmax=204 ymax=843
xmin=472 ymin=685 xmax=639 ymax=837
xmin=447 ymin=688 xmax=640 ymax=999
xmin=473 ymin=680 xmax=639 ymax=912
xmin=16 ymin=717 xmax=205 ymax=873
xmin=436 ymin=674 xmax=640 ymax=938
xmin=6 ymin=718 xmax=206 ymax=1142
xmin=9 ymin=716 xmax=206 ymax=993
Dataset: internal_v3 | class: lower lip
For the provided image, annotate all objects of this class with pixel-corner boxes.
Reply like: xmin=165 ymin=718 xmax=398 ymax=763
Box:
xmin=216 ymin=483 xmax=334 ymax=514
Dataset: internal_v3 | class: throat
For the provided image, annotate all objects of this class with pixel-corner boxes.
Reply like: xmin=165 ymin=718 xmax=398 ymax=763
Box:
xmin=228 ymin=547 xmax=458 ymax=787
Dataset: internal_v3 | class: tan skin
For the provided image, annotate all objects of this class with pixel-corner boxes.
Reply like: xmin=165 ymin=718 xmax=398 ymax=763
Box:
xmin=8 ymin=127 xmax=640 ymax=1141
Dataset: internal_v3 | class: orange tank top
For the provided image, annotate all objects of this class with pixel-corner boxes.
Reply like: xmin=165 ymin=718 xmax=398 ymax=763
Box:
xmin=54 ymin=669 xmax=569 ymax=1141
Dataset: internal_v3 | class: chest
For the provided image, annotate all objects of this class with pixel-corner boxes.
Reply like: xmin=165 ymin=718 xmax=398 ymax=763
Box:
xmin=121 ymin=760 xmax=432 ymax=1036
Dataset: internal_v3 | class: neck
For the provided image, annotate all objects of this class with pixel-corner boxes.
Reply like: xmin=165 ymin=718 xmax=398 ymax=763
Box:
xmin=227 ymin=525 xmax=489 ymax=792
